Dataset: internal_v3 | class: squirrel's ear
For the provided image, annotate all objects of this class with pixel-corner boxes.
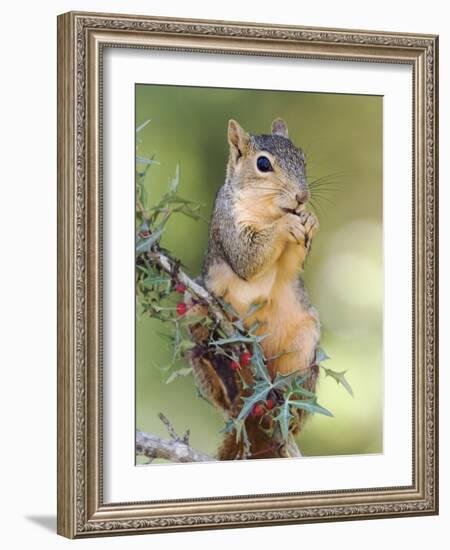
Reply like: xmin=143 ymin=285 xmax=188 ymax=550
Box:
xmin=271 ymin=118 xmax=289 ymax=138
xmin=228 ymin=119 xmax=248 ymax=160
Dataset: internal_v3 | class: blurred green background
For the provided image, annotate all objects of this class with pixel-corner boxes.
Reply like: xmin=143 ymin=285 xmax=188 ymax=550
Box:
xmin=136 ymin=84 xmax=383 ymax=462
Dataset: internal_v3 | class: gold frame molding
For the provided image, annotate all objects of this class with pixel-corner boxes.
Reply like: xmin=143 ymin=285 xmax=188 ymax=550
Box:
xmin=57 ymin=11 xmax=439 ymax=538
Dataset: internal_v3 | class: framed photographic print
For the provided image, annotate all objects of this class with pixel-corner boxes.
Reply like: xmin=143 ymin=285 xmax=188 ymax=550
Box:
xmin=57 ymin=11 xmax=439 ymax=538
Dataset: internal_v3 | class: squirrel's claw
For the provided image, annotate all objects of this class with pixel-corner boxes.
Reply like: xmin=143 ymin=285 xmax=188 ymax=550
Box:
xmin=299 ymin=211 xmax=319 ymax=248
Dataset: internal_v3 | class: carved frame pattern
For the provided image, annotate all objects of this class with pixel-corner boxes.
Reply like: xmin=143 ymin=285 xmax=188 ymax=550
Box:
xmin=57 ymin=11 xmax=438 ymax=538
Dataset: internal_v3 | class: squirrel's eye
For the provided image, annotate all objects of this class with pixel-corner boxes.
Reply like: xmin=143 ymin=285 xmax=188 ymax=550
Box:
xmin=256 ymin=156 xmax=273 ymax=173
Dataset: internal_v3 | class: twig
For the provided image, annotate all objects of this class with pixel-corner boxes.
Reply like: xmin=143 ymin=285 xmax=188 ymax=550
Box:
xmin=158 ymin=412 xmax=179 ymax=441
xmin=158 ymin=412 xmax=190 ymax=444
xmin=136 ymin=430 xmax=213 ymax=463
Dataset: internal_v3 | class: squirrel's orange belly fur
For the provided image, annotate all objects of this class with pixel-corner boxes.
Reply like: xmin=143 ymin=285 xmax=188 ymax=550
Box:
xmin=207 ymin=242 xmax=319 ymax=378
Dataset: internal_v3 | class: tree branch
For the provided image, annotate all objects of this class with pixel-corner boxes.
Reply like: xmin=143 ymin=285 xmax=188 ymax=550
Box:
xmin=147 ymin=249 xmax=235 ymax=337
xmin=136 ymin=430 xmax=213 ymax=463
xmin=136 ymin=414 xmax=214 ymax=463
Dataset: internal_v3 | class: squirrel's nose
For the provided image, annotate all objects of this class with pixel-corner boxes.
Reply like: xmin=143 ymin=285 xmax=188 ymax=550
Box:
xmin=296 ymin=191 xmax=308 ymax=205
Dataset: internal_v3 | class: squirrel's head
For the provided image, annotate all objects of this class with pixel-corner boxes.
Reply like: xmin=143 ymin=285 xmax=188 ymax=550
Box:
xmin=226 ymin=118 xmax=309 ymax=219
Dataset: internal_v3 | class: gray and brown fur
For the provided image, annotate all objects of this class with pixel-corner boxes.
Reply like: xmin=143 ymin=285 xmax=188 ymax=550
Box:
xmin=189 ymin=118 xmax=320 ymax=459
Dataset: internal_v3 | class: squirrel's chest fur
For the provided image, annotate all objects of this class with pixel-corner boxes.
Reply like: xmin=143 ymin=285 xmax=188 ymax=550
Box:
xmin=206 ymin=242 xmax=316 ymax=375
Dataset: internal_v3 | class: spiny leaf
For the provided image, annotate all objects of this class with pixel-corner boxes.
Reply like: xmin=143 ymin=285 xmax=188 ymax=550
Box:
xmin=179 ymin=340 xmax=197 ymax=352
xmin=136 ymin=156 xmax=160 ymax=165
xmin=274 ymin=400 xmax=294 ymax=441
xmin=163 ymin=194 xmax=202 ymax=206
xmin=142 ymin=276 xmax=170 ymax=287
xmin=168 ymin=164 xmax=180 ymax=194
xmin=216 ymin=298 xmax=240 ymax=319
xmin=138 ymin=180 xmax=149 ymax=208
xmin=173 ymin=207 xmax=203 ymax=222
xmin=272 ymin=370 xmax=304 ymax=391
xmin=236 ymin=380 xmax=272 ymax=423
xmin=322 ymin=367 xmax=354 ymax=397
xmin=316 ymin=347 xmax=330 ymax=364
xmin=222 ymin=418 xmax=246 ymax=447
xmin=136 ymin=228 xmax=164 ymax=255
xmin=178 ymin=314 xmax=211 ymax=327
xmin=249 ymin=343 xmax=271 ymax=383
xmin=222 ymin=419 xmax=235 ymax=434
xmin=244 ymin=300 xmax=267 ymax=317
xmin=232 ymin=319 xmax=245 ymax=331
xmin=290 ymin=376 xmax=317 ymax=399
xmin=165 ymin=367 xmax=193 ymax=384
xmin=210 ymin=333 xmax=266 ymax=346
xmin=288 ymin=399 xmax=333 ymax=417
xmin=247 ymin=321 xmax=262 ymax=334
xmin=156 ymin=331 xmax=175 ymax=343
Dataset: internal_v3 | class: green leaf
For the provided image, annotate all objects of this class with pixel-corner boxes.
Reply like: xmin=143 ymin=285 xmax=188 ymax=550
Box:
xmin=136 ymin=156 xmax=160 ymax=165
xmin=216 ymin=298 xmax=240 ymax=318
xmin=274 ymin=400 xmax=294 ymax=441
xmin=236 ymin=379 xmax=272 ymax=423
xmin=290 ymin=376 xmax=317 ymax=399
xmin=236 ymin=420 xmax=248 ymax=447
xmin=138 ymin=180 xmax=149 ymax=208
xmin=163 ymin=195 xmax=201 ymax=207
xmin=251 ymin=344 xmax=271 ymax=383
xmin=210 ymin=334 xmax=266 ymax=346
xmin=178 ymin=315 xmax=212 ymax=329
xmin=289 ymin=399 xmax=333 ymax=417
xmin=168 ymin=164 xmax=180 ymax=194
xmin=232 ymin=319 xmax=245 ymax=331
xmin=142 ymin=276 xmax=170 ymax=287
xmin=222 ymin=419 xmax=235 ymax=434
xmin=221 ymin=418 xmax=247 ymax=448
xmin=272 ymin=370 xmax=303 ymax=392
xmin=316 ymin=347 xmax=330 ymax=364
xmin=156 ymin=331 xmax=175 ymax=343
xmin=247 ymin=321 xmax=262 ymax=334
xmin=176 ymin=209 xmax=202 ymax=222
xmin=322 ymin=367 xmax=354 ymax=397
xmin=136 ymin=228 xmax=164 ymax=255
xmin=244 ymin=300 xmax=267 ymax=317
xmin=165 ymin=367 xmax=193 ymax=384
xmin=179 ymin=340 xmax=196 ymax=352
xmin=136 ymin=119 xmax=151 ymax=133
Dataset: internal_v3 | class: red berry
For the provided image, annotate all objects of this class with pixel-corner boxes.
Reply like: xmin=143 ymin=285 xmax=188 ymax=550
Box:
xmin=266 ymin=399 xmax=275 ymax=410
xmin=239 ymin=352 xmax=252 ymax=367
xmin=176 ymin=302 xmax=188 ymax=316
xmin=138 ymin=230 xmax=151 ymax=238
xmin=175 ymin=283 xmax=186 ymax=294
xmin=230 ymin=360 xmax=241 ymax=371
xmin=252 ymin=404 xmax=265 ymax=417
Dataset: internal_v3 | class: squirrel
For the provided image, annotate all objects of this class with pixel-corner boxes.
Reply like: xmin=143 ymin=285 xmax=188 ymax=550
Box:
xmin=188 ymin=118 xmax=320 ymax=460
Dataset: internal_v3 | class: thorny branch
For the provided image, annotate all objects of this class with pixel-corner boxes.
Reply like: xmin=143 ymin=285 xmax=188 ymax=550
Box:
xmin=146 ymin=249 xmax=235 ymax=338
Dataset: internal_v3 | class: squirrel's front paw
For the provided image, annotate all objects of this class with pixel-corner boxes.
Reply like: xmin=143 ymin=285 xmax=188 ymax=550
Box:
xmin=283 ymin=213 xmax=307 ymax=245
xmin=299 ymin=210 xmax=319 ymax=247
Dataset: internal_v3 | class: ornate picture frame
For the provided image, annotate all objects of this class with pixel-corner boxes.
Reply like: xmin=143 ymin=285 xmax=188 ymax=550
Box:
xmin=57 ymin=11 xmax=438 ymax=538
